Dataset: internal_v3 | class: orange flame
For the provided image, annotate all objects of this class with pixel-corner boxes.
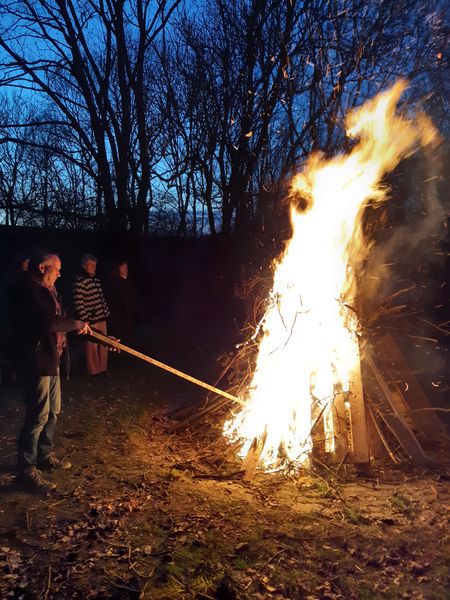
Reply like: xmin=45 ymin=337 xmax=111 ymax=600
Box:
xmin=224 ymin=81 xmax=439 ymax=470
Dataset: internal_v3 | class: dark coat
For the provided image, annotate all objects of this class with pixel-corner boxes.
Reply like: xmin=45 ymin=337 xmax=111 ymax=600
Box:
xmin=11 ymin=274 xmax=81 ymax=376
xmin=104 ymin=275 xmax=141 ymax=342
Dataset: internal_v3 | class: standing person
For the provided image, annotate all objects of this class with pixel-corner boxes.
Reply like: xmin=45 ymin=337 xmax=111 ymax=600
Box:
xmin=104 ymin=260 xmax=141 ymax=344
xmin=11 ymin=250 xmax=91 ymax=492
xmin=72 ymin=254 xmax=110 ymax=375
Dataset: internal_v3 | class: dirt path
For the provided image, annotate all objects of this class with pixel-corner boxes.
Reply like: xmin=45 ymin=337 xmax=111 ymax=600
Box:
xmin=1 ymin=365 xmax=449 ymax=599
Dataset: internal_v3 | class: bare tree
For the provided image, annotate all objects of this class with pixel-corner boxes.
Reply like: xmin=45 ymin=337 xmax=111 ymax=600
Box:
xmin=0 ymin=97 xmax=29 ymax=225
xmin=0 ymin=0 xmax=447 ymax=236
xmin=0 ymin=0 xmax=181 ymax=232
xmin=0 ymin=93 xmax=104 ymax=228
xmin=159 ymin=0 xmax=448 ymax=238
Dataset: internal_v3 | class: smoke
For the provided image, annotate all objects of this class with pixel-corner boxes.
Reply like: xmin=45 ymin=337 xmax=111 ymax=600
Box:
xmin=361 ymin=144 xmax=447 ymax=311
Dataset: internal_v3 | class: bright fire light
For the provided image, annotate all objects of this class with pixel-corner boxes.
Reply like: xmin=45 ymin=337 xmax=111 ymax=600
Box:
xmin=224 ymin=81 xmax=438 ymax=470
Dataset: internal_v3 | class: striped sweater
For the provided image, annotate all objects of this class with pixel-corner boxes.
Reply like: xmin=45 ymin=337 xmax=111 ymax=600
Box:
xmin=72 ymin=273 xmax=110 ymax=324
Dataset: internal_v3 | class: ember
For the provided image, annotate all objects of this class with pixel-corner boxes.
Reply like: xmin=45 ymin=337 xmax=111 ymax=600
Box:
xmin=224 ymin=81 xmax=439 ymax=471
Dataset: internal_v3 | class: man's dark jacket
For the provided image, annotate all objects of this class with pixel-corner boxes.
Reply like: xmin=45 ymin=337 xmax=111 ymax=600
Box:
xmin=11 ymin=274 xmax=81 ymax=376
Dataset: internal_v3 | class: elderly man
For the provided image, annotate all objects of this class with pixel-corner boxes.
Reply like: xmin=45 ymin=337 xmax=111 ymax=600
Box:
xmin=72 ymin=254 xmax=110 ymax=375
xmin=12 ymin=250 xmax=91 ymax=493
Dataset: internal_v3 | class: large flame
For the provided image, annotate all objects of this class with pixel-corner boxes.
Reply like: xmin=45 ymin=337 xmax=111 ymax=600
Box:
xmin=224 ymin=81 xmax=438 ymax=470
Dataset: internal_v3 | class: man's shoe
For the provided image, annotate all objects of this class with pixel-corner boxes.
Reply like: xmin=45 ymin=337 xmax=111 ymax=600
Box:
xmin=17 ymin=466 xmax=57 ymax=493
xmin=38 ymin=453 xmax=71 ymax=471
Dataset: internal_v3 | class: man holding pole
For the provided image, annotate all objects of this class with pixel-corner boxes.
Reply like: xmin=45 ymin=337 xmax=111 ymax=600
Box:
xmin=11 ymin=250 xmax=91 ymax=493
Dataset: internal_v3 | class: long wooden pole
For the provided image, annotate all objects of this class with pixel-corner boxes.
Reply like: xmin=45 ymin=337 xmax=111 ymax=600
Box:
xmin=89 ymin=330 xmax=246 ymax=406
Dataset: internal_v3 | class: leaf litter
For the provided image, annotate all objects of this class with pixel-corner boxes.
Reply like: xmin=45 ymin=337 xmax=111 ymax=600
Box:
xmin=0 ymin=367 xmax=449 ymax=599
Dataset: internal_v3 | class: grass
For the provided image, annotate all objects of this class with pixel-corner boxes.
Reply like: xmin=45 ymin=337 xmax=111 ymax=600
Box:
xmin=340 ymin=506 xmax=370 ymax=525
xmin=388 ymin=493 xmax=416 ymax=517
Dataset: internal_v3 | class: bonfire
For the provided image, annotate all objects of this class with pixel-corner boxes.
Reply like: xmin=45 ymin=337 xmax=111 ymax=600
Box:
xmin=223 ymin=81 xmax=440 ymax=472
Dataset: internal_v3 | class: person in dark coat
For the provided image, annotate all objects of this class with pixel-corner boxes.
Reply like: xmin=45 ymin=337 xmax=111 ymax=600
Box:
xmin=104 ymin=260 xmax=141 ymax=344
xmin=12 ymin=250 xmax=91 ymax=493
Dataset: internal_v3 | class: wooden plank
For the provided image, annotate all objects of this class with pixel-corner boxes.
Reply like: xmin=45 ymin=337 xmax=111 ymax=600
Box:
xmin=367 ymin=403 xmax=399 ymax=463
xmin=89 ymin=329 xmax=245 ymax=406
xmin=347 ymin=358 xmax=370 ymax=464
xmin=365 ymin=354 xmax=428 ymax=464
xmin=311 ymin=402 xmax=326 ymax=457
xmin=327 ymin=391 xmax=349 ymax=464
xmin=242 ymin=429 xmax=268 ymax=481
xmin=379 ymin=334 xmax=447 ymax=439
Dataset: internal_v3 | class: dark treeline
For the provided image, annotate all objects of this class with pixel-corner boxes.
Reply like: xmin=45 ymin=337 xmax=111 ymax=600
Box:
xmin=0 ymin=0 xmax=448 ymax=237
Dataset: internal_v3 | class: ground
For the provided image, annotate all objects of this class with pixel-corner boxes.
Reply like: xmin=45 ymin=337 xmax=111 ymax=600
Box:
xmin=0 ymin=359 xmax=449 ymax=600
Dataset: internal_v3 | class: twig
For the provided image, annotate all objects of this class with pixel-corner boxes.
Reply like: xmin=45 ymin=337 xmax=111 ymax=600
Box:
xmin=416 ymin=317 xmax=450 ymax=335
xmin=335 ymin=450 xmax=349 ymax=475
xmin=310 ymin=466 xmax=345 ymax=501
xmin=102 ymin=566 xmax=141 ymax=592
xmin=26 ymin=552 xmax=41 ymax=565
xmin=42 ymin=565 xmax=51 ymax=600
xmin=309 ymin=454 xmax=346 ymax=484
xmin=398 ymin=334 xmax=439 ymax=343
xmin=244 ymin=547 xmax=288 ymax=590
xmin=47 ymin=499 xmax=65 ymax=509
xmin=109 ymin=580 xmax=141 ymax=592
xmin=129 ymin=562 xmax=155 ymax=580
xmin=412 ymin=407 xmax=450 ymax=413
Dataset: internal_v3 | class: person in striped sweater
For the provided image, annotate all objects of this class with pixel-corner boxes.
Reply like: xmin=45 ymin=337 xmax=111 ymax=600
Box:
xmin=72 ymin=254 xmax=110 ymax=375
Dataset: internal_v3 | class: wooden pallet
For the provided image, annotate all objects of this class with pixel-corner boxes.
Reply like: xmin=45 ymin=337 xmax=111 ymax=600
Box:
xmin=364 ymin=353 xmax=429 ymax=464
xmin=374 ymin=334 xmax=447 ymax=440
